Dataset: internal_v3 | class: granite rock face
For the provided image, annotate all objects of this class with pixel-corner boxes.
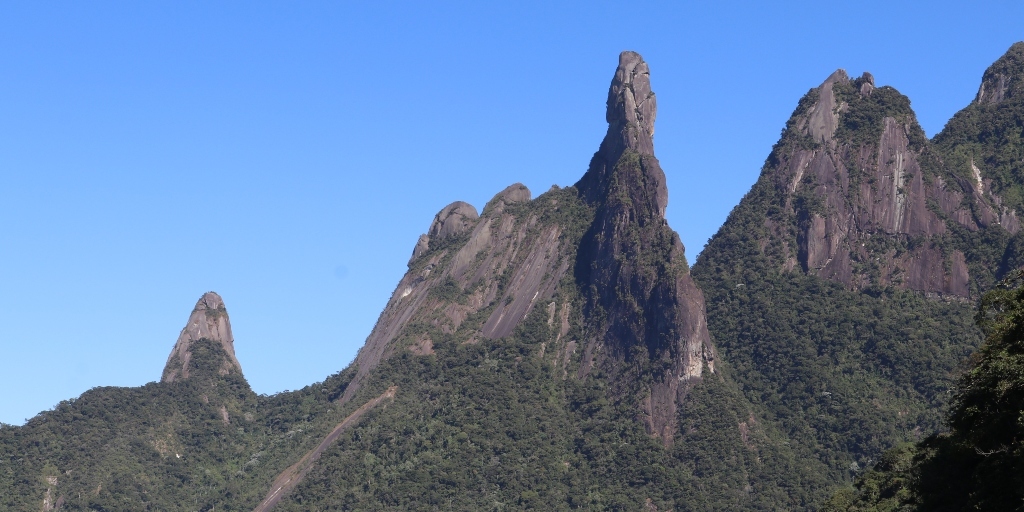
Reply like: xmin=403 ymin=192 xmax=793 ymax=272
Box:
xmin=340 ymin=179 xmax=578 ymax=404
xmin=161 ymin=291 xmax=243 ymax=383
xmin=756 ymin=68 xmax=1020 ymax=297
xmin=975 ymin=42 xmax=1024 ymax=105
xmin=574 ymin=51 xmax=714 ymax=444
xmin=341 ymin=52 xmax=715 ymax=446
xmin=576 ymin=52 xmax=662 ymax=212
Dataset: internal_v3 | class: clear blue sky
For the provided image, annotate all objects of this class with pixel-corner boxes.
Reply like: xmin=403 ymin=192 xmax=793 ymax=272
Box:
xmin=2 ymin=1 xmax=1022 ymax=425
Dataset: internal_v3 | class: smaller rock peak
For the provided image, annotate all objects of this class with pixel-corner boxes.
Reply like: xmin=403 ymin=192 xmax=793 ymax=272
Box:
xmin=803 ymin=70 xmax=849 ymax=144
xmin=975 ymin=42 xmax=1024 ymax=105
xmin=409 ymin=201 xmax=479 ymax=265
xmin=162 ymin=291 xmax=242 ymax=383
xmin=483 ymin=183 xmax=531 ymax=214
xmin=428 ymin=201 xmax=478 ymax=240
xmin=821 ymin=68 xmax=850 ymax=87
xmin=857 ymin=71 xmax=875 ymax=96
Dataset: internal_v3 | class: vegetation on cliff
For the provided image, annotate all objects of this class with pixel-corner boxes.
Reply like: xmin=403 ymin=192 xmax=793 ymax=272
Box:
xmin=824 ymin=270 xmax=1024 ymax=511
xmin=3 ymin=45 xmax=1024 ymax=511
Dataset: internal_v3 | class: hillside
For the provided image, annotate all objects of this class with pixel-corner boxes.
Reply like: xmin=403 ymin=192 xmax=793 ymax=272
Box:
xmin=2 ymin=44 xmax=1023 ymax=511
xmin=692 ymin=42 xmax=1024 ymax=491
xmin=0 ymin=51 xmax=819 ymax=511
xmin=824 ymin=270 xmax=1024 ymax=511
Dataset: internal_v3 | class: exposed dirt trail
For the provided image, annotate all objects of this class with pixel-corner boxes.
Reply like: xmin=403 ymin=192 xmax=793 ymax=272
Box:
xmin=252 ymin=386 xmax=398 ymax=512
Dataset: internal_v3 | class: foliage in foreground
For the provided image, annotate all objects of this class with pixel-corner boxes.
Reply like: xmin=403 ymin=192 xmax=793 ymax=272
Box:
xmin=824 ymin=270 xmax=1024 ymax=511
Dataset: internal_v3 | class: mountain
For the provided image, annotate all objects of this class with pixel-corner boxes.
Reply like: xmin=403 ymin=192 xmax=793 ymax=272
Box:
xmin=1 ymin=51 xmax=817 ymax=511
xmin=692 ymin=42 xmax=1024 ymax=491
xmin=823 ymin=42 xmax=1024 ymax=512
xmin=276 ymin=51 xmax=814 ymax=509
xmin=3 ymin=44 xmax=1024 ymax=511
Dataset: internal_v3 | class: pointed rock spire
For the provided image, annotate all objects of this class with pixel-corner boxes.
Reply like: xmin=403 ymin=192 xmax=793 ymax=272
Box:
xmin=162 ymin=291 xmax=243 ymax=383
xmin=604 ymin=51 xmax=657 ymax=157
xmin=575 ymin=51 xmax=713 ymax=444
xmin=576 ymin=51 xmax=667 ymax=215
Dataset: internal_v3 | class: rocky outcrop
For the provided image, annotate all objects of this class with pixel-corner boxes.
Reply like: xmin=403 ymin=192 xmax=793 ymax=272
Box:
xmin=759 ymin=68 xmax=1020 ymax=297
xmin=576 ymin=52 xmax=662 ymax=212
xmin=162 ymin=292 xmax=243 ymax=383
xmin=574 ymin=51 xmax=714 ymax=444
xmin=339 ymin=52 xmax=715 ymax=446
xmin=975 ymin=42 xmax=1024 ymax=105
xmin=483 ymin=183 xmax=532 ymax=214
xmin=409 ymin=202 xmax=480 ymax=264
xmin=340 ymin=182 xmax=575 ymax=404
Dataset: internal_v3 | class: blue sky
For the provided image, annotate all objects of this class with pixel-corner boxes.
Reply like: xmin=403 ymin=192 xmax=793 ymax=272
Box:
xmin=1 ymin=1 xmax=1022 ymax=425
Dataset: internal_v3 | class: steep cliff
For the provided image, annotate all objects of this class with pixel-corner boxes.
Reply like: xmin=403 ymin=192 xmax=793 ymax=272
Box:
xmin=340 ymin=52 xmax=715 ymax=446
xmin=573 ymin=51 xmax=714 ymax=443
xmin=693 ymin=43 xmax=1024 ymax=492
xmin=727 ymin=67 xmax=1018 ymax=297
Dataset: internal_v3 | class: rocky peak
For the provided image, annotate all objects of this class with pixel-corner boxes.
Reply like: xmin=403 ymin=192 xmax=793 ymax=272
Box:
xmin=975 ymin=42 xmax=1024 ymax=105
xmin=343 ymin=51 xmax=715 ymax=445
xmin=410 ymin=201 xmax=480 ymax=264
xmin=743 ymin=61 xmax=1024 ymax=297
xmin=576 ymin=51 xmax=667 ymax=215
xmin=428 ymin=201 xmax=479 ymax=239
xmin=483 ymin=183 xmax=531 ymax=214
xmin=801 ymin=69 xmax=848 ymax=143
xmin=575 ymin=51 xmax=713 ymax=444
xmin=161 ymin=292 xmax=243 ymax=383
xmin=605 ymin=51 xmax=656 ymax=157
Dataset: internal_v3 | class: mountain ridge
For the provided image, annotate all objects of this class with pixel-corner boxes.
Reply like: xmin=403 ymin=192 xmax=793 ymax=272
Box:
xmin=2 ymin=44 xmax=1024 ymax=511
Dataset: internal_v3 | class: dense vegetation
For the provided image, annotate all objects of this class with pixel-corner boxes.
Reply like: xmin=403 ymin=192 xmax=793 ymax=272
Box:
xmin=692 ymin=49 xmax=1023 ymax=508
xmin=935 ymin=42 xmax=1024 ymax=211
xmin=693 ymin=185 xmax=983 ymax=484
xmin=824 ymin=270 xmax=1024 ymax=511
xmin=280 ymin=305 xmax=803 ymax=510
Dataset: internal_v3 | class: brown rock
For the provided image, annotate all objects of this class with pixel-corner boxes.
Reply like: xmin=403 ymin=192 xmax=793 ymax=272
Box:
xmin=161 ymin=292 xmax=243 ymax=383
xmin=428 ymin=201 xmax=478 ymax=240
xmin=484 ymin=183 xmax=531 ymax=214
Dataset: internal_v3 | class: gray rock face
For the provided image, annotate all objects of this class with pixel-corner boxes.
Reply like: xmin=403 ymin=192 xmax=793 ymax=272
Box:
xmin=605 ymin=51 xmax=656 ymax=156
xmin=576 ymin=51 xmax=667 ymax=216
xmin=409 ymin=202 xmax=480 ymax=265
xmin=341 ymin=52 xmax=715 ymax=446
xmin=161 ymin=292 xmax=243 ymax=383
xmin=341 ymin=186 xmax=573 ymax=405
xmin=763 ymin=69 xmax=1020 ymax=297
xmin=429 ymin=201 xmax=479 ymax=240
xmin=802 ymin=69 xmax=845 ymax=144
xmin=575 ymin=51 xmax=714 ymax=444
